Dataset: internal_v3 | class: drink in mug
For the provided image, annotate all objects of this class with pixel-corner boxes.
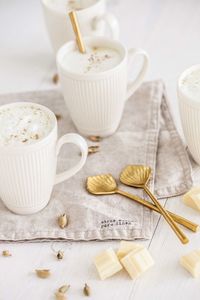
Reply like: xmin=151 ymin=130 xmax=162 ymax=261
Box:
xmin=61 ymin=45 xmax=121 ymax=74
xmin=0 ymin=102 xmax=88 ymax=214
xmin=41 ymin=0 xmax=119 ymax=53
xmin=178 ymin=65 xmax=200 ymax=165
xmin=57 ymin=36 xmax=149 ymax=136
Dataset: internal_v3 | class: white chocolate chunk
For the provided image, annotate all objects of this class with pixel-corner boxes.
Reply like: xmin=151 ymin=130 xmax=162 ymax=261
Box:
xmin=117 ymin=241 xmax=144 ymax=260
xmin=121 ymin=247 xmax=154 ymax=279
xmin=94 ymin=248 xmax=123 ymax=280
xmin=180 ymin=250 xmax=200 ymax=277
xmin=183 ymin=187 xmax=200 ymax=211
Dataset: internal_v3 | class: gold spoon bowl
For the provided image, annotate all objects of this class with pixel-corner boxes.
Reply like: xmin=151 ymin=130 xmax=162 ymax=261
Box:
xmin=86 ymin=174 xmax=199 ymax=233
xmin=120 ymin=165 xmax=189 ymax=244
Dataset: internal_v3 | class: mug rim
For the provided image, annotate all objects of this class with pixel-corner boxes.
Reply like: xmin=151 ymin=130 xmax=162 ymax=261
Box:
xmin=0 ymin=102 xmax=57 ymax=151
xmin=178 ymin=64 xmax=200 ymax=106
xmin=41 ymin=0 xmax=104 ymax=15
xmin=56 ymin=36 xmax=127 ymax=79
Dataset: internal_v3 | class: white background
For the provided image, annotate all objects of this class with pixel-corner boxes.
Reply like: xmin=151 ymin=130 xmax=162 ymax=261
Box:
xmin=1 ymin=0 xmax=200 ymax=299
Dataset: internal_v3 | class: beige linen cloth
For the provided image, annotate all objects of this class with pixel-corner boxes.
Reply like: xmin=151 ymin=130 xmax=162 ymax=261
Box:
xmin=0 ymin=80 xmax=192 ymax=241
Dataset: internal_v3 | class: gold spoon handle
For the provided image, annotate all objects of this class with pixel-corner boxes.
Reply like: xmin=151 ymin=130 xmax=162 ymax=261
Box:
xmin=144 ymin=186 xmax=189 ymax=244
xmin=117 ymin=189 xmax=199 ymax=232
xmin=69 ymin=11 xmax=86 ymax=53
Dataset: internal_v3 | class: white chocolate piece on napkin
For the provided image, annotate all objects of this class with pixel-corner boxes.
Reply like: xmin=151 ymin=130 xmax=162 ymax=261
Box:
xmin=94 ymin=248 xmax=122 ymax=280
xmin=121 ymin=247 xmax=154 ymax=279
xmin=117 ymin=241 xmax=144 ymax=260
xmin=183 ymin=187 xmax=200 ymax=211
xmin=180 ymin=250 xmax=200 ymax=278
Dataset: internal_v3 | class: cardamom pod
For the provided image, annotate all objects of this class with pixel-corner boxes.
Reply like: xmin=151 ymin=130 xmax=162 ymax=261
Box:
xmin=83 ymin=283 xmax=91 ymax=296
xmin=35 ymin=269 xmax=51 ymax=279
xmin=58 ymin=214 xmax=68 ymax=229
xmin=88 ymin=145 xmax=99 ymax=155
xmin=55 ymin=114 xmax=62 ymax=121
xmin=58 ymin=284 xmax=70 ymax=293
xmin=57 ymin=250 xmax=64 ymax=260
xmin=55 ymin=291 xmax=67 ymax=300
xmin=52 ymin=73 xmax=59 ymax=84
xmin=2 ymin=250 xmax=11 ymax=257
xmin=88 ymin=136 xmax=101 ymax=142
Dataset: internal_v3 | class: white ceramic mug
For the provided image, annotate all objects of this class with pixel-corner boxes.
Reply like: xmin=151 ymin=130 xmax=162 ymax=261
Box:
xmin=41 ymin=0 xmax=119 ymax=53
xmin=0 ymin=102 xmax=88 ymax=215
xmin=57 ymin=36 xmax=149 ymax=137
xmin=178 ymin=64 xmax=200 ymax=165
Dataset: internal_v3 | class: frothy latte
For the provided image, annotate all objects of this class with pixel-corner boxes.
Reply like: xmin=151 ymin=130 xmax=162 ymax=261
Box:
xmin=0 ymin=104 xmax=54 ymax=146
xmin=62 ymin=46 xmax=122 ymax=74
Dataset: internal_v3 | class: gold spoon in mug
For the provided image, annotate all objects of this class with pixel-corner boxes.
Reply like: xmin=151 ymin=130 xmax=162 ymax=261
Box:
xmin=86 ymin=174 xmax=199 ymax=233
xmin=120 ymin=165 xmax=189 ymax=244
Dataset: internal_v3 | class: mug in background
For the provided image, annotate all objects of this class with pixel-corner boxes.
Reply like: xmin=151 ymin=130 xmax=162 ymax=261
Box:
xmin=0 ymin=102 xmax=88 ymax=215
xmin=41 ymin=0 xmax=119 ymax=53
xmin=57 ymin=36 xmax=149 ymax=137
xmin=178 ymin=64 xmax=200 ymax=165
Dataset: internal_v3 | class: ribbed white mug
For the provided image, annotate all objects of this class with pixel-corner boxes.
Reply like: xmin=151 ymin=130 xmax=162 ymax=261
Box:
xmin=178 ymin=64 xmax=200 ymax=165
xmin=0 ymin=102 xmax=88 ymax=215
xmin=41 ymin=0 xmax=119 ymax=53
xmin=57 ymin=36 xmax=149 ymax=137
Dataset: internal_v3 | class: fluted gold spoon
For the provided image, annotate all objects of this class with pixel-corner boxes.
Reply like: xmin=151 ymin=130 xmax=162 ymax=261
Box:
xmin=120 ymin=165 xmax=189 ymax=244
xmin=86 ymin=174 xmax=199 ymax=233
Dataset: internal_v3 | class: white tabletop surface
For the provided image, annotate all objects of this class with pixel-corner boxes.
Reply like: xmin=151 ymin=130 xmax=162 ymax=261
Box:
xmin=1 ymin=0 xmax=200 ymax=299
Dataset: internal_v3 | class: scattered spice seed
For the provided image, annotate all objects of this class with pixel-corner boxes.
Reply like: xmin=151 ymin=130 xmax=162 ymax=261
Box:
xmin=22 ymin=139 xmax=28 ymax=143
xmin=57 ymin=250 xmax=64 ymax=260
xmin=83 ymin=283 xmax=91 ymax=296
xmin=52 ymin=73 xmax=59 ymax=84
xmin=2 ymin=250 xmax=11 ymax=257
xmin=55 ymin=291 xmax=67 ymax=300
xmin=55 ymin=114 xmax=62 ymax=121
xmin=58 ymin=284 xmax=70 ymax=293
xmin=88 ymin=145 xmax=99 ymax=155
xmin=35 ymin=269 xmax=51 ymax=279
xmin=88 ymin=136 xmax=102 ymax=142
xmin=58 ymin=213 xmax=68 ymax=229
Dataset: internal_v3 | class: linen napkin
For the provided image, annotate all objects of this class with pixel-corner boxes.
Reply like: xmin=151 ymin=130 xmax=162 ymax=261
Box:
xmin=0 ymin=80 xmax=192 ymax=241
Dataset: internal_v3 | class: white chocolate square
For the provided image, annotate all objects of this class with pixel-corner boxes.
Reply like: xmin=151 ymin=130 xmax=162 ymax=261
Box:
xmin=117 ymin=241 xmax=144 ymax=260
xmin=121 ymin=247 xmax=154 ymax=279
xmin=180 ymin=250 xmax=200 ymax=278
xmin=94 ymin=248 xmax=122 ymax=280
xmin=183 ymin=187 xmax=200 ymax=211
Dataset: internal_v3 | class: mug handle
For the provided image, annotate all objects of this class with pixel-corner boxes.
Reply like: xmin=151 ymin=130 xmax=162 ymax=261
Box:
xmin=126 ymin=48 xmax=149 ymax=99
xmin=54 ymin=133 xmax=88 ymax=185
xmin=92 ymin=13 xmax=119 ymax=39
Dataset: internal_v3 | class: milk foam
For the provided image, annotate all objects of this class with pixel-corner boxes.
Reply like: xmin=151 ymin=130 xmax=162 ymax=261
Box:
xmin=0 ymin=105 xmax=54 ymax=146
xmin=62 ymin=46 xmax=122 ymax=74
xmin=46 ymin=0 xmax=96 ymax=12
xmin=180 ymin=68 xmax=200 ymax=101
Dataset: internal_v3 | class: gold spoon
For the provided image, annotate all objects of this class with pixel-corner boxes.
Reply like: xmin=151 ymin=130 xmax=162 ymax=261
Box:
xmin=120 ymin=165 xmax=189 ymax=244
xmin=86 ymin=174 xmax=199 ymax=233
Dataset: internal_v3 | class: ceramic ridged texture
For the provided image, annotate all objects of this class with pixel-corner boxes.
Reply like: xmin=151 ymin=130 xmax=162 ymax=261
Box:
xmin=87 ymin=174 xmax=117 ymax=194
xmin=120 ymin=165 xmax=151 ymax=187
xmin=0 ymin=144 xmax=56 ymax=213
xmin=179 ymin=100 xmax=200 ymax=165
xmin=59 ymin=67 xmax=127 ymax=136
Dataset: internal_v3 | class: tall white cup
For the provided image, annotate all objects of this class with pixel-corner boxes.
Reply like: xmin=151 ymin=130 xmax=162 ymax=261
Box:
xmin=178 ymin=64 xmax=200 ymax=165
xmin=0 ymin=102 xmax=88 ymax=215
xmin=57 ymin=36 xmax=149 ymax=137
xmin=41 ymin=0 xmax=119 ymax=53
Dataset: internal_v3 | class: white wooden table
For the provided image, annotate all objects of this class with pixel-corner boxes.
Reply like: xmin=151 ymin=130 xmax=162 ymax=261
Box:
xmin=1 ymin=0 xmax=200 ymax=299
